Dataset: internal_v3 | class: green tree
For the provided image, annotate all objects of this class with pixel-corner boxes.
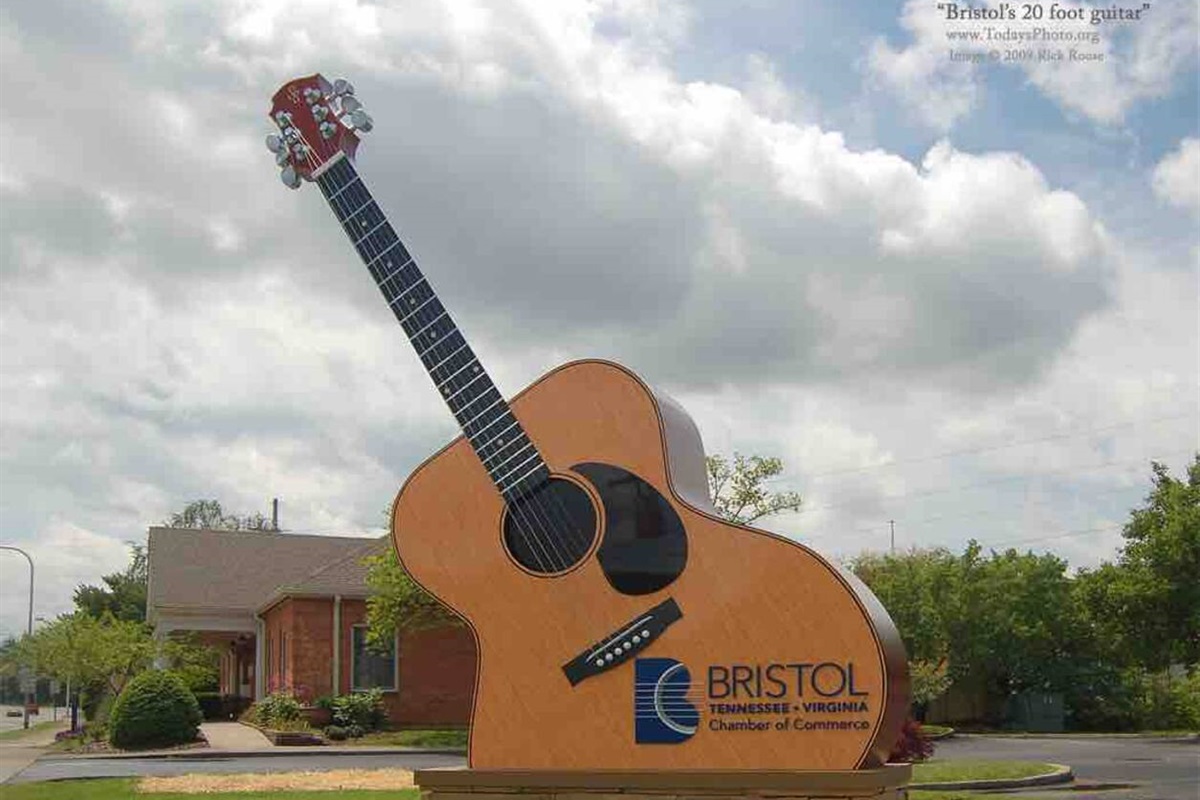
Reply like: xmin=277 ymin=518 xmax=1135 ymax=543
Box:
xmin=9 ymin=614 xmax=155 ymax=701
xmin=73 ymin=544 xmax=148 ymax=622
xmin=363 ymin=548 xmax=460 ymax=649
xmin=705 ymin=453 xmax=803 ymax=524
xmin=1075 ymin=456 xmax=1200 ymax=669
xmin=165 ymin=499 xmax=278 ymax=531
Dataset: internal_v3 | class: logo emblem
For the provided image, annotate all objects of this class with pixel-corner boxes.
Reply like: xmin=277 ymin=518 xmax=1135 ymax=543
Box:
xmin=635 ymin=657 xmax=699 ymax=744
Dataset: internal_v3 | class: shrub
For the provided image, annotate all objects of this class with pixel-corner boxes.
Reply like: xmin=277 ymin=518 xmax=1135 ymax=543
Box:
xmin=323 ymin=724 xmax=348 ymax=741
xmin=253 ymin=692 xmax=303 ymax=727
xmin=888 ymin=717 xmax=934 ymax=763
xmin=108 ymin=670 xmax=202 ymax=750
xmin=330 ymin=689 xmax=385 ymax=732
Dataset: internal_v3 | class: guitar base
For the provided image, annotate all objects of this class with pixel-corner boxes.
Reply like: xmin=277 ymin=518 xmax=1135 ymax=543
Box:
xmin=415 ymin=766 xmax=912 ymax=800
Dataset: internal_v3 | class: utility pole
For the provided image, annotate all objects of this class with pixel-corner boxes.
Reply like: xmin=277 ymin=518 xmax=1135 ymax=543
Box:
xmin=1 ymin=546 xmax=34 ymax=729
xmin=271 ymin=498 xmax=279 ymax=531
xmin=889 ymin=520 xmax=895 ymax=554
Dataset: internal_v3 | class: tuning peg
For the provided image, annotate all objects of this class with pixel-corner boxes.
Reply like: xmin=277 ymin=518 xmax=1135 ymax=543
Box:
xmin=332 ymin=78 xmax=354 ymax=96
xmin=340 ymin=95 xmax=361 ymax=114
xmin=280 ymin=164 xmax=301 ymax=189
xmin=266 ymin=133 xmax=284 ymax=154
xmin=275 ymin=148 xmax=289 ymax=166
xmin=349 ymin=109 xmax=373 ymax=132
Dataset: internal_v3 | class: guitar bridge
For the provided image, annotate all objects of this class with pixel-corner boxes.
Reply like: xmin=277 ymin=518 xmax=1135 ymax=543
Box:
xmin=562 ymin=597 xmax=682 ymax=686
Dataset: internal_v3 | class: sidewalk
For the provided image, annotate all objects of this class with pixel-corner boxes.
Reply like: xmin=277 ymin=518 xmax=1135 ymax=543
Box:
xmin=200 ymin=722 xmax=272 ymax=750
xmin=0 ymin=721 xmax=67 ymax=783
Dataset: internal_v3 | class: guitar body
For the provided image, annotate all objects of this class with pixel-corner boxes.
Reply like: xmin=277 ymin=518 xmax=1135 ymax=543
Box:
xmin=392 ymin=359 xmax=907 ymax=771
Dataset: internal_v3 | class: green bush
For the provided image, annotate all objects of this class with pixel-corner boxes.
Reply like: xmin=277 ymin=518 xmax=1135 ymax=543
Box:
xmin=330 ymin=689 xmax=385 ymax=732
xmin=246 ymin=691 xmax=303 ymax=728
xmin=108 ymin=670 xmax=202 ymax=750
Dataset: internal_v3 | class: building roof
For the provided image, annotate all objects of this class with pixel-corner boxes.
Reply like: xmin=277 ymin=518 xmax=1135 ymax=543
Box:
xmin=258 ymin=537 xmax=389 ymax=612
xmin=146 ymin=526 xmax=382 ymax=624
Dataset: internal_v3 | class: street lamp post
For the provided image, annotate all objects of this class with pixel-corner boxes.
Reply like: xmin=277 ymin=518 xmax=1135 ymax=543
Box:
xmin=0 ymin=546 xmax=34 ymax=730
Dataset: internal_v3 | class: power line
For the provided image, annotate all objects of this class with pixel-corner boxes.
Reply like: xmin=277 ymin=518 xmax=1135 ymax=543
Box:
xmin=785 ymin=448 xmax=1193 ymax=517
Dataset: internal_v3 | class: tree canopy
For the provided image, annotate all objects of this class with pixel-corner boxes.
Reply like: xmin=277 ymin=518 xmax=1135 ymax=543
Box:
xmin=74 ymin=544 xmax=147 ymax=622
xmin=706 ymin=453 xmax=803 ymax=524
xmin=165 ymin=499 xmax=278 ymax=531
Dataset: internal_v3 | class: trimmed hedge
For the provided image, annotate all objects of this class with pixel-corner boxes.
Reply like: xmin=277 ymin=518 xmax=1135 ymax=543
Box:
xmin=108 ymin=670 xmax=202 ymax=750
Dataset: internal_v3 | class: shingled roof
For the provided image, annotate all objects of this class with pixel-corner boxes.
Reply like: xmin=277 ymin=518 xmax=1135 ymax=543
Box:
xmin=146 ymin=526 xmax=381 ymax=623
xmin=258 ymin=537 xmax=389 ymax=611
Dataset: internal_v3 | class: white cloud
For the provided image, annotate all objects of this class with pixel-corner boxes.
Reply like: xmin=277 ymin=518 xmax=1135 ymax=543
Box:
xmin=1152 ymin=137 xmax=1200 ymax=214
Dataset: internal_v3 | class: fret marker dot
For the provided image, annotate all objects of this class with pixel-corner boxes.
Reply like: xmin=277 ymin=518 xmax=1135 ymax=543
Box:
xmin=409 ymin=298 xmax=416 ymax=305
xmin=473 ymin=365 xmax=480 ymax=373
xmin=497 ymin=439 xmax=504 ymax=447
xmin=430 ymin=331 xmax=437 ymax=339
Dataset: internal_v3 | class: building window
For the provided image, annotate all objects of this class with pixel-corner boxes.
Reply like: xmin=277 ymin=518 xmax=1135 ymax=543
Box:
xmin=351 ymin=625 xmax=396 ymax=691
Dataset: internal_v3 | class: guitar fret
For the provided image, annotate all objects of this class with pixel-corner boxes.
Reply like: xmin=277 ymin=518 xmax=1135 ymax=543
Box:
xmin=410 ymin=310 xmax=448 ymax=339
xmin=489 ymin=441 xmax=535 ymax=474
xmin=390 ymin=280 xmax=429 ymax=309
xmin=437 ymin=358 xmax=479 ymax=389
xmin=396 ymin=293 xmax=435 ymax=318
xmin=354 ymin=219 xmax=387 ymax=246
xmin=481 ymin=437 xmax=527 ymax=468
xmin=474 ymin=420 xmax=521 ymax=452
xmin=328 ymin=174 xmax=360 ymax=202
xmin=495 ymin=451 xmax=543 ymax=486
xmin=461 ymin=397 xmax=505 ymax=429
xmin=417 ymin=328 xmax=459 ymax=360
xmin=430 ymin=342 xmax=470 ymax=373
xmin=378 ymin=257 xmax=415 ymax=285
xmin=498 ymin=460 xmax=546 ymax=493
xmin=454 ymin=385 xmax=498 ymax=415
xmin=444 ymin=370 xmax=487 ymax=401
xmin=368 ymin=241 xmax=403 ymax=270
xmin=344 ymin=197 xmax=374 ymax=222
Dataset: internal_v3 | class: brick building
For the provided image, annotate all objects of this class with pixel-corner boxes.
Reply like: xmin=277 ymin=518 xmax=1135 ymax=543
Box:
xmin=146 ymin=526 xmax=475 ymax=727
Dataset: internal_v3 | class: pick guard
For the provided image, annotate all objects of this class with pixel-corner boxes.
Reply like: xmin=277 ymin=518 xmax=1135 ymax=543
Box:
xmin=573 ymin=462 xmax=688 ymax=595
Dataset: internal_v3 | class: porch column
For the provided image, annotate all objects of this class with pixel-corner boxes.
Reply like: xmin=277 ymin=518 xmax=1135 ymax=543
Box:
xmin=254 ymin=616 xmax=265 ymax=700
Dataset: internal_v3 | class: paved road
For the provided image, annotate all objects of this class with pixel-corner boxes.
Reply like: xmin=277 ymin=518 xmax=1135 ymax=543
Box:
xmin=936 ymin=735 xmax=1197 ymax=799
xmin=0 ymin=706 xmax=67 ymax=734
xmin=11 ymin=751 xmax=465 ymax=783
xmin=9 ymin=734 xmax=1196 ymax=797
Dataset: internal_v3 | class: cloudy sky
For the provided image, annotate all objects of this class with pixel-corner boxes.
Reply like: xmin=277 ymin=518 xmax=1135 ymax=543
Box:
xmin=1 ymin=0 xmax=1196 ymax=639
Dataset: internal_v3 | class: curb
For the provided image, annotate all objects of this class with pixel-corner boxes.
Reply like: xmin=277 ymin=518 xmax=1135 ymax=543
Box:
xmin=912 ymin=763 xmax=1073 ymax=791
xmin=953 ymin=732 xmax=1198 ymax=743
xmin=40 ymin=746 xmax=467 ymax=761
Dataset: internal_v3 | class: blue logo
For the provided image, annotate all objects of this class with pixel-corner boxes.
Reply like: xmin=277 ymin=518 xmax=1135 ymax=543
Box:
xmin=635 ymin=658 xmax=699 ymax=744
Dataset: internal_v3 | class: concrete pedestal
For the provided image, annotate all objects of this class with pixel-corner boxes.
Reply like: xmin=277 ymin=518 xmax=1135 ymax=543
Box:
xmin=415 ymin=766 xmax=912 ymax=800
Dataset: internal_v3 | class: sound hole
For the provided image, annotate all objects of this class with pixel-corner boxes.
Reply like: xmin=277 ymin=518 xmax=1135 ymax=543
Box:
xmin=503 ymin=476 xmax=597 ymax=575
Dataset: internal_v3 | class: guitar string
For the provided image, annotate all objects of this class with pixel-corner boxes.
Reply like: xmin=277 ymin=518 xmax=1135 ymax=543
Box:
xmin=303 ymin=140 xmax=568 ymax=572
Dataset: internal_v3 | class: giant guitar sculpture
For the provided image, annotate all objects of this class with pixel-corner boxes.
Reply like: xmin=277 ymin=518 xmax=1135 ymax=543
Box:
xmin=268 ymin=74 xmax=907 ymax=771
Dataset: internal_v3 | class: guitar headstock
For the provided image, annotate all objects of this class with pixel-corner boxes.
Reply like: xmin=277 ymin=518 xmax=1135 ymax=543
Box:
xmin=267 ymin=74 xmax=374 ymax=189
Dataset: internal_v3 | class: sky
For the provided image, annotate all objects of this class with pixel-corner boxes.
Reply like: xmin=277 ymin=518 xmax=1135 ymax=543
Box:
xmin=0 ymin=0 xmax=1196 ymax=640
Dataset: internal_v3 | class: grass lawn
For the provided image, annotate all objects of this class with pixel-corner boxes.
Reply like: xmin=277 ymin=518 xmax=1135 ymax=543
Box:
xmin=911 ymin=793 xmax=1064 ymax=800
xmin=912 ymin=759 xmax=1057 ymax=782
xmin=0 ymin=779 xmax=423 ymax=800
xmin=0 ymin=721 xmax=61 ymax=742
xmin=343 ymin=729 xmax=467 ymax=748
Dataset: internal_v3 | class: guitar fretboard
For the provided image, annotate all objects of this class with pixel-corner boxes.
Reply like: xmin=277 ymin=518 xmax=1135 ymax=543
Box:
xmin=315 ymin=155 xmax=549 ymax=500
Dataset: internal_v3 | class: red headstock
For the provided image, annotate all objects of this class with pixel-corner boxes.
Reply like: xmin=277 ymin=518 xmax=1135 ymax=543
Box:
xmin=267 ymin=74 xmax=373 ymax=188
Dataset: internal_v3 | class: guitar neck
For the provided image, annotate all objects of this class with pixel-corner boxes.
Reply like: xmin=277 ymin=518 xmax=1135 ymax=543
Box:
xmin=315 ymin=154 xmax=549 ymax=499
